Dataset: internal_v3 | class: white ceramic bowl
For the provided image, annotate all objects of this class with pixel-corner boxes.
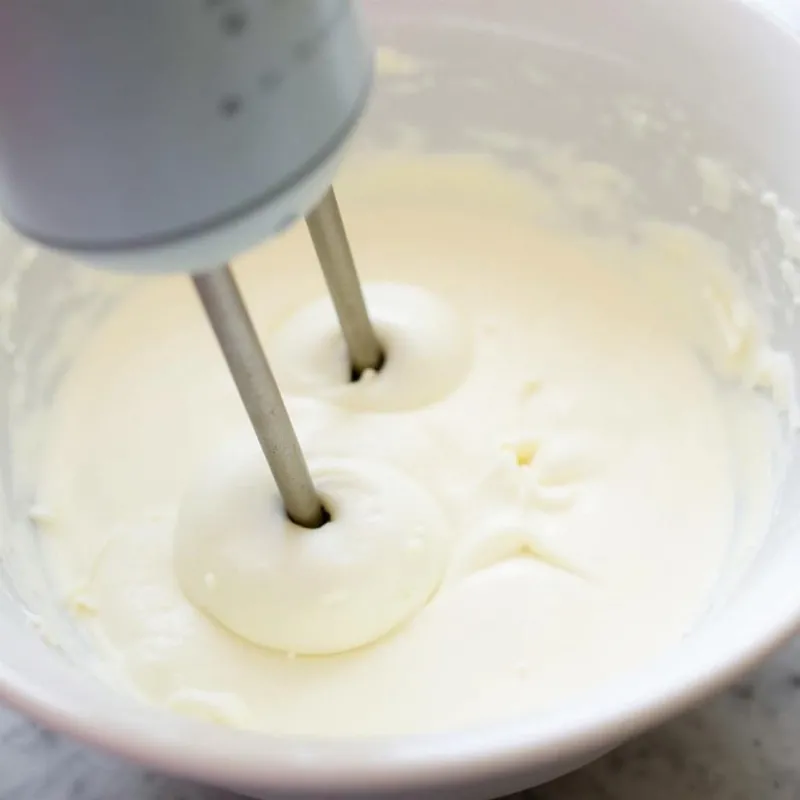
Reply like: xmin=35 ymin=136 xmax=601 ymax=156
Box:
xmin=3 ymin=1 xmax=800 ymax=797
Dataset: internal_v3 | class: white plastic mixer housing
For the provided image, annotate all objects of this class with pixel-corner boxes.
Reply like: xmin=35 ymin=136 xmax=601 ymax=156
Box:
xmin=0 ymin=0 xmax=372 ymax=272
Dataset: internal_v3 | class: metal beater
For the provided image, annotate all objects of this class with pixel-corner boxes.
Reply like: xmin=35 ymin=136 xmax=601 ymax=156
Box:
xmin=194 ymin=188 xmax=382 ymax=528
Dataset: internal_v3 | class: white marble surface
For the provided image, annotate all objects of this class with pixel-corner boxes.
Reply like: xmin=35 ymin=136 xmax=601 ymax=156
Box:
xmin=4 ymin=1 xmax=800 ymax=798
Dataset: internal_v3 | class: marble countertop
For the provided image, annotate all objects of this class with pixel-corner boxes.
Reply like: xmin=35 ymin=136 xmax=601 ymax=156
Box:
xmin=3 ymin=636 xmax=800 ymax=799
xmin=5 ymin=1 xmax=800 ymax=798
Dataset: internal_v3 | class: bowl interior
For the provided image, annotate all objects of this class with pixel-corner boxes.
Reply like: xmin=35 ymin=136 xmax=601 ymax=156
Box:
xmin=1 ymin=0 xmax=800 ymax=793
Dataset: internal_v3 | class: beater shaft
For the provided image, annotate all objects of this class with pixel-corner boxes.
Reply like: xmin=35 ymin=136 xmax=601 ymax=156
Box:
xmin=306 ymin=187 xmax=383 ymax=377
xmin=193 ymin=265 xmax=326 ymax=529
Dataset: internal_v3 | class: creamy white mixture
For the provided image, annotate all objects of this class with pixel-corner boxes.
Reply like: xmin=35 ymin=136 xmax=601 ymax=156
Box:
xmin=34 ymin=155 xmax=788 ymax=736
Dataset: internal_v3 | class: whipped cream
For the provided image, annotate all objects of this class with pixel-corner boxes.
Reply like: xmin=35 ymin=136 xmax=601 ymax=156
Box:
xmin=33 ymin=154 xmax=787 ymax=735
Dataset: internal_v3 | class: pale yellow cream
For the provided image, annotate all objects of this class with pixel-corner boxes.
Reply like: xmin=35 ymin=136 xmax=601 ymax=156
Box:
xmin=35 ymin=155 xmax=788 ymax=735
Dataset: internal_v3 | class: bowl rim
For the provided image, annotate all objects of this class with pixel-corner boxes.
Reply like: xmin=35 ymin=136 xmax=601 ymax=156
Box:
xmin=2 ymin=587 xmax=800 ymax=794
xmin=4 ymin=0 xmax=800 ymax=793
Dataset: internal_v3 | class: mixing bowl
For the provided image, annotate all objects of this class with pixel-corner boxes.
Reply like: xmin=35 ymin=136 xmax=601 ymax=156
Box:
xmin=2 ymin=0 xmax=800 ymax=797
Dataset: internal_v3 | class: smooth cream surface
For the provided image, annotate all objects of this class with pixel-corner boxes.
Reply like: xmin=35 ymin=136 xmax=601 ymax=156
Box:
xmin=35 ymin=155 xmax=787 ymax=735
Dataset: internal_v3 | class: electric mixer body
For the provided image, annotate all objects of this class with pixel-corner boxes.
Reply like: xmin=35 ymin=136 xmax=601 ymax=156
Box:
xmin=0 ymin=0 xmax=372 ymax=272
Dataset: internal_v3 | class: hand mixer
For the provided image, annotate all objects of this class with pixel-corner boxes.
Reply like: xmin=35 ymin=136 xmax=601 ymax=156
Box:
xmin=0 ymin=0 xmax=380 ymax=529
